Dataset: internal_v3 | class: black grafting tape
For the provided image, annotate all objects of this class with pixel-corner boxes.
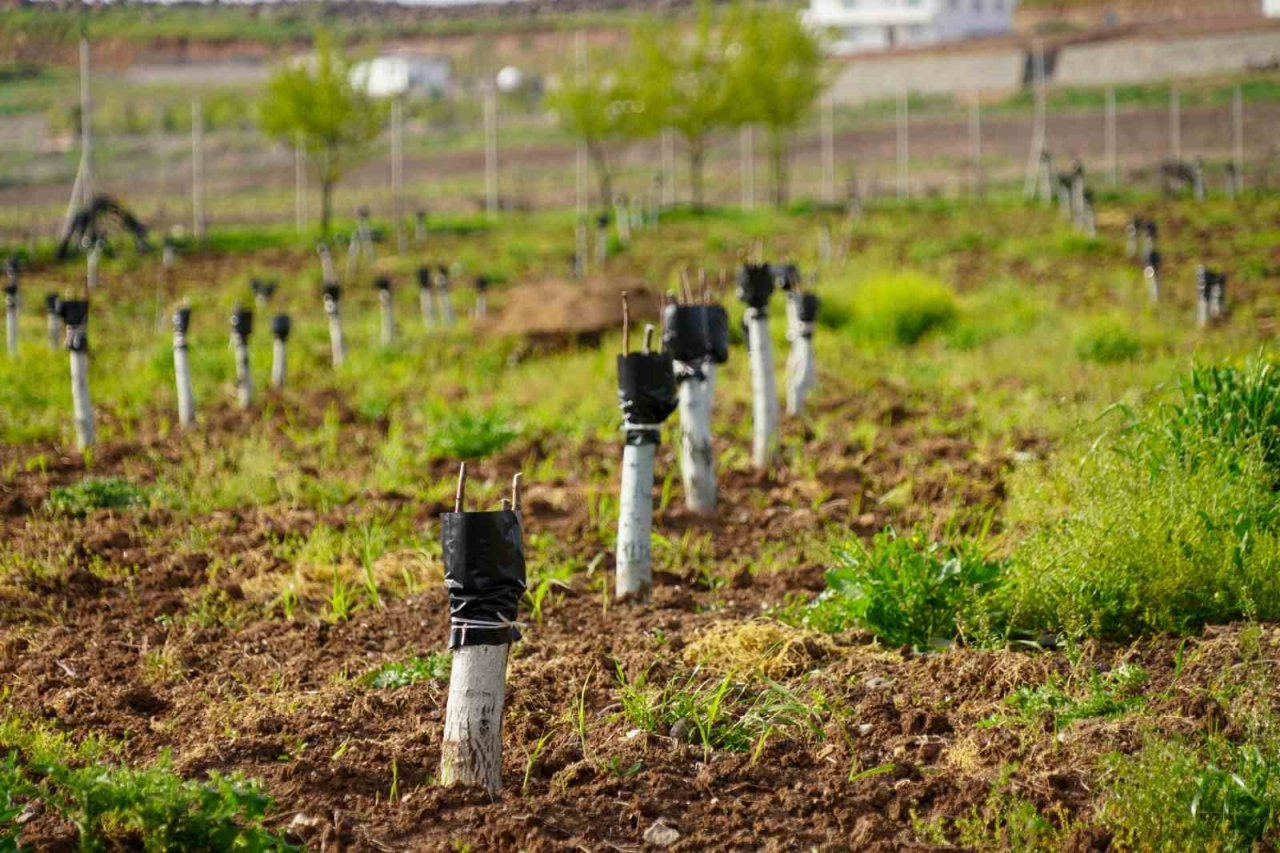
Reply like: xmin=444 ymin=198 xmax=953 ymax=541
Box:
xmin=706 ymin=305 xmax=730 ymax=364
xmin=59 ymin=299 xmax=89 ymax=352
xmin=173 ymin=306 xmax=191 ymax=336
xmin=58 ymin=299 xmax=88 ymax=327
xmin=1147 ymin=250 xmax=1161 ymax=271
xmin=475 ymin=275 xmax=490 ymax=293
xmin=798 ymin=293 xmax=820 ymax=324
xmin=230 ymin=306 xmax=253 ymax=338
xmin=662 ymin=304 xmax=710 ymax=364
xmin=617 ymin=352 xmax=677 ymax=445
xmin=2 ymin=284 xmax=15 ymax=304
xmin=442 ymin=510 xmax=527 ymax=649
xmin=272 ymin=313 xmax=292 ymax=341
xmin=775 ymin=263 xmax=801 ymax=292
xmin=417 ymin=267 xmax=431 ymax=289
xmin=737 ymin=263 xmax=775 ymax=310
xmin=323 ymin=283 xmax=341 ymax=305
xmin=45 ymin=293 xmax=60 ymax=315
xmin=375 ymin=276 xmax=392 ymax=292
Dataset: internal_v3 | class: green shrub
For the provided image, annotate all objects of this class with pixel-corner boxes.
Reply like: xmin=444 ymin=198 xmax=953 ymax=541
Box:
xmin=1104 ymin=734 xmax=1280 ymax=851
xmin=44 ymin=477 xmax=147 ymax=518
xmin=1075 ymin=317 xmax=1142 ymax=364
xmin=1003 ymin=365 xmax=1280 ymax=639
xmin=851 ymin=272 xmax=958 ymax=346
xmin=782 ymin=529 xmax=1001 ymax=648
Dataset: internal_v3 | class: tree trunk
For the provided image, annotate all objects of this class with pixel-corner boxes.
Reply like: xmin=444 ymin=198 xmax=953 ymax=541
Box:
xmin=769 ymin=130 xmax=790 ymax=210
xmin=589 ymin=142 xmax=613 ymax=212
xmin=320 ymin=179 xmax=334 ymax=240
xmin=689 ymin=139 xmax=706 ymax=214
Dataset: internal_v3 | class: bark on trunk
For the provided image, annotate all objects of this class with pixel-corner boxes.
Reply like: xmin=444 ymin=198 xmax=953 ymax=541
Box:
xmin=747 ymin=310 xmax=779 ymax=469
xmin=440 ymin=643 xmax=509 ymax=793
xmin=616 ymin=441 xmax=656 ymax=602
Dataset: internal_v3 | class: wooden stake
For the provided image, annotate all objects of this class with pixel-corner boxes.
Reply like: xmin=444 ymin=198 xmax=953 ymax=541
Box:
xmin=511 ymin=472 xmax=522 ymax=512
xmin=621 ymin=291 xmax=630 ymax=354
xmin=455 ymin=462 xmax=467 ymax=513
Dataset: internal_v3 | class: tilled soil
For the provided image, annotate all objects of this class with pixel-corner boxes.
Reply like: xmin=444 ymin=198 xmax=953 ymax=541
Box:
xmin=0 ymin=364 xmax=1262 ymax=851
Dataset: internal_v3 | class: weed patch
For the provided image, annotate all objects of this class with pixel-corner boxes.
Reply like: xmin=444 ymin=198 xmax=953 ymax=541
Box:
xmin=362 ymin=653 xmax=451 ymax=689
xmin=44 ymin=477 xmax=148 ymax=517
xmin=850 ymin=272 xmax=958 ymax=346
xmin=779 ymin=529 xmax=1001 ymax=648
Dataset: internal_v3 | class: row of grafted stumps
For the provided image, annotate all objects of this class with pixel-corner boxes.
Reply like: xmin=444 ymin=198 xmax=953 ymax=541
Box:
xmin=436 ymin=258 xmax=821 ymax=793
xmin=3 ymin=243 xmax=492 ymax=452
xmin=614 ymin=262 xmax=819 ymax=603
xmin=1124 ymin=218 xmax=1229 ymax=327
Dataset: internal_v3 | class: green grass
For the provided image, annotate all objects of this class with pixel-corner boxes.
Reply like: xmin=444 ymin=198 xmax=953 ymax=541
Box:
xmin=1002 ymin=360 xmax=1280 ymax=640
xmin=1103 ymin=732 xmax=1280 ymax=850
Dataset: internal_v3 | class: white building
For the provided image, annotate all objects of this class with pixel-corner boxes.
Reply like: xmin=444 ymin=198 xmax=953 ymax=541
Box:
xmin=350 ymin=54 xmax=452 ymax=98
xmin=1266 ymin=0 xmax=1280 ymax=17
xmin=803 ymin=0 xmax=1018 ymax=55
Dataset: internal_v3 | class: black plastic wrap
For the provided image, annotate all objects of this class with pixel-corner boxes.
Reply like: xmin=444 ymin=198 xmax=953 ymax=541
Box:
xmin=416 ymin=266 xmax=431 ymax=290
xmin=706 ymin=305 xmax=730 ymax=364
xmin=774 ymin=263 xmax=801 ymax=292
xmin=2 ymin=283 xmax=15 ymax=307
xmin=475 ymin=275 xmax=490 ymax=293
xmin=173 ymin=306 xmax=191 ymax=337
xmin=58 ymin=300 xmax=89 ymax=352
xmin=662 ymin=304 xmax=710 ymax=364
xmin=617 ymin=352 xmax=677 ymax=445
xmin=375 ymin=276 xmax=392 ymax=293
xmin=442 ymin=510 xmax=527 ymax=649
xmin=251 ymin=279 xmax=277 ymax=300
xmin=230 ymin=306 xmax=253 ymax=339
xmin=737 ymin=263 xmax=775 ymax=311
xmin=1146 ymin=250 xmax=1161 ymax=272
xmin=272 ymin=313 xmax=292 ymax=341
xmin=45 ymin=293 xmax=60 ymax=316
xmin=797 ymin=292 xmax=820 ymax=325
xmin=323 ymin=284 xmax=341 ymax=313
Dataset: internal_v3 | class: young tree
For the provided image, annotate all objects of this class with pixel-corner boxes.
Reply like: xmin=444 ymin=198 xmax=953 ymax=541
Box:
xmin=631 ymin=6 xmax=736 ymax=213
xmin=728 ymin=5 xmax=826 ymax=209
xmin=546 ymin=56 xmax=642 ymax=210
xmin=259 ymin=34 xmax=383 ymax=238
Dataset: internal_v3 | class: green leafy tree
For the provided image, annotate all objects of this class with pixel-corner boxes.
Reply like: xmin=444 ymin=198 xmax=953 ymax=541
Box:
xmin=258 ymin=33 xmax=384 ymax=237
xmin=727 ymin=5 xmax=826 ymax=208
xmin=546 ymin=56 xmax=643 ymax=210
xmin=631 ymin=5 xmax=737 ymax=212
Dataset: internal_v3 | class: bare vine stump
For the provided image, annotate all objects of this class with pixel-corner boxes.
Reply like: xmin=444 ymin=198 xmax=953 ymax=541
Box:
xmin=747 ymin=310 xmax=779 ymax=469
xmin=677 ymin=375 xmax=715 ymax=514
xmin=616 ymin=442 xmax=656 ymax=601
xmin=440 ymin=643 xmax=510 ymax=793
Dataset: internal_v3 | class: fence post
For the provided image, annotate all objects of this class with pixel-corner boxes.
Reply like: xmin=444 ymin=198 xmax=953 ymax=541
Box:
xmin=821 ymin=94 xmax=835 ymax=204
xmin=896 ymin=90 xmax=909 ymax=200
xmin=191 ymin=99 xmax=206 ymax=239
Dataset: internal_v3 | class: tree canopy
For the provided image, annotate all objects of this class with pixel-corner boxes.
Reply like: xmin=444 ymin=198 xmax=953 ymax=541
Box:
xmin=258 ymin=33 xmax=384 ymax=237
